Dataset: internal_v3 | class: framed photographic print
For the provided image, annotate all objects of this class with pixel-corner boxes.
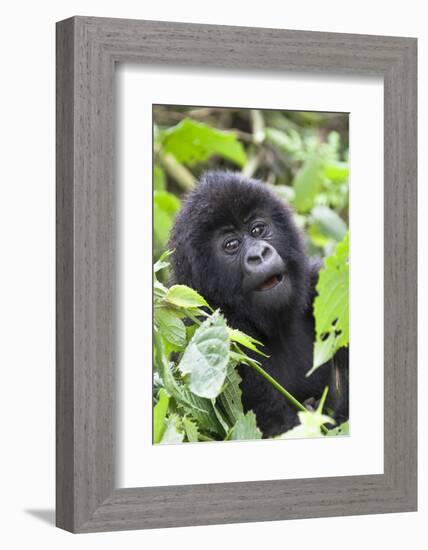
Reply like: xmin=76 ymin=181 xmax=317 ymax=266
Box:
xmin=56 ymin=17 xmax=417 ymax=532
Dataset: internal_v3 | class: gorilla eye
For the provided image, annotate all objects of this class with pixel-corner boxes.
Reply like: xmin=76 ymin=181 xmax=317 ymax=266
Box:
xmin=250 ymin=223 xmax=266 ymax=238
xmin=224 ymin=238 xmax=240 ymax=253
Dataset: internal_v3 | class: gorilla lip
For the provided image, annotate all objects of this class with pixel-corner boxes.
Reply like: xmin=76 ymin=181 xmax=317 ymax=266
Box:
xmin=256 ymin=274 xmax=283 ymax=291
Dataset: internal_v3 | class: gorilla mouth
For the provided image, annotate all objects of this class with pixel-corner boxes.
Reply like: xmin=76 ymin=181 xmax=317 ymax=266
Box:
xmin=256 ymin=274 xmax=283 ymax=291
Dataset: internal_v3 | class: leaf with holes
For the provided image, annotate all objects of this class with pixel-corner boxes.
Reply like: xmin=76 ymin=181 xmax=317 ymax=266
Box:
xmin=309 ymin=232 xmax=349 ymax=376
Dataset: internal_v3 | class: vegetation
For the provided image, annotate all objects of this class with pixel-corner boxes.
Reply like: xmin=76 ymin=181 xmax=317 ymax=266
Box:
xmin=153 ymin=106 xmax=349 ymax=443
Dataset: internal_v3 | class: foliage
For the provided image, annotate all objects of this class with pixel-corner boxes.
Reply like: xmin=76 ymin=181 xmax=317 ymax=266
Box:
xmin=153 ymin=106 xmax=349 ymax=263
xmin=277 ymin=387 xmax=334 ymax=439
xmin=152 ymin=106 xmax=350 ymax=443
xmin=153 ymin=256 xmax=347 ymax=443
xmin=154 ymin=254 xmax=260 ymax=442
xmin=160 ymin=118 xmax=247 ymax=167
xmin=309 ymin=232 xmax=349 ymax=375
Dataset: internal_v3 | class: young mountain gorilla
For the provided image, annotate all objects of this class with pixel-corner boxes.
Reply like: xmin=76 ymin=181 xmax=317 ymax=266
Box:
xmin=169 ymin=171 xmax=349 ymax=437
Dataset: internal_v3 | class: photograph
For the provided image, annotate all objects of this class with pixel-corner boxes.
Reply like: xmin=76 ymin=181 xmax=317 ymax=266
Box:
xmin=152 ymin=104 xmax=350 ymax=444
xmin=0 ymin=1 xmax=419 ymax=543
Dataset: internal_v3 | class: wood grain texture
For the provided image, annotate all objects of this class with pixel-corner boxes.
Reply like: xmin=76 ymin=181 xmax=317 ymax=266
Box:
xmin=56 ymin=16 xmax=417 ymax=533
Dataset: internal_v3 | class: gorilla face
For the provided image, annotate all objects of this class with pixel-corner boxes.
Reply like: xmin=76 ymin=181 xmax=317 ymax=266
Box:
xmin=169 ymin=171 xmax=311 ymax=335
xmin=211 ymin=214 xmax=292 ymax=311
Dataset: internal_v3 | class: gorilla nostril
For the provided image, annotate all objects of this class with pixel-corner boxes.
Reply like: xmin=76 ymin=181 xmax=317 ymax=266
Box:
xmin=261 ymin=246 xmax=272 ymax=259
xmin=245 ymin=244 xmax=273 ymax=266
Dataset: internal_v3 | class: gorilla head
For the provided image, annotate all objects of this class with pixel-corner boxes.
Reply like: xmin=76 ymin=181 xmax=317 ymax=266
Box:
xmin=169 ymin=171 xmax=311 ymax=337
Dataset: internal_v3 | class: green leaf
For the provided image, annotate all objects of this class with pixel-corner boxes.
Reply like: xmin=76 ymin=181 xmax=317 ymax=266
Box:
xmin=160 ymin=118 xmax=247 ymax=167
xmin=154 ymin=190 xmax=181 ymax=216
xmin=153 ymin=190 xmax=181 ymax=246
xmin=154 ymin=206 xmax=171 ymax=247
xmin=178 ymin=311 xmax=230 ymax=398
xmin=324 ymin=161 xmax=349 ymax=183
xmin=230 ymin=412 xmax=262 ymax=440
xmin=155 ymin=307 xmax=187 ymax=348
xmin=278 ymin=388 xmax=334 ymax=439
xmin=217 ymin=365 xmax=244 ymax=426
xmin=178 ymin=391 xmax=227 ymax=437
xmin=292 ymin=154 xmax=326 ymax=213
xmin=278 ymin=409 xmax=334 ymax=439
xmin=311 ymin=205 xmax=347 ymax=242
xmin=228 ymin=328 xmax=267 ymax=356
xmin=165 ymin=284 xmax=210 ymax=310
xmin=308 ymin=224 xmax=331 ymax=249
xmin=309 ymin=232 xmax=349 ymax=375
xmin=153 ymin=389 xmax=170 ymax=444
xmin=154 ymin=278 xmax=168 ymax=299
xmin=183 ymin=416 xmax=200 ymax=442
xmin=154 ymin=249 xmax=173 ymax=274
xmin=211 ymin=398 xmax=230 ymax=433
xmin=154 ymin=333 xmax=227 ymax=437
xmin=154 ymin=164 xmax=166 ymax=190
xmin=159 ymin=414 xmax=185 ymax=444
xmin=326 ymin=421 xmax=350 ymax=437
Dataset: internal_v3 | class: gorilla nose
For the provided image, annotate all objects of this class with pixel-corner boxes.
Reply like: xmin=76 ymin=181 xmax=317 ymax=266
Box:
xmin=244 ymin=242 xmax=274 ymax=269
xmin=242 ymin=241 xmax=286 ymax=292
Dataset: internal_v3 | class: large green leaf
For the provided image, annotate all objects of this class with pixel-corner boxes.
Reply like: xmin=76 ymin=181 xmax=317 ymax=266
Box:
xmin=160 ymin=118 xmax=247 ymax=167
xmin=292 ymin=153 xmax=326 ymax=213
xmin=309 ymin=232 xmax=349 ymax=375
xmin=178 ymin=312 xmax=230 ymax=398
xmin=230 ymin=412 xmax=262 ymax=440
xmin=154 ymin=333 xmax=227 ymax=437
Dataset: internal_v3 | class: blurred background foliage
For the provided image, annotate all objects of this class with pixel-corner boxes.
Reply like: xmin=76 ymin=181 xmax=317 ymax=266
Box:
xmin=153 ymin=105 xmax=349 ymax=277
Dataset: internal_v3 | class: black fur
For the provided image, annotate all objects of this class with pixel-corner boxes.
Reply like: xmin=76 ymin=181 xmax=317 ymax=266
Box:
xmin=169 ymin=171 xmax=349 ymax=436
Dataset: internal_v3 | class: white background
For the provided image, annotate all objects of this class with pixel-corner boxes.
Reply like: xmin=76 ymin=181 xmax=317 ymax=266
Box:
xmin=118 ymin=67 xmax=384 ymax=487
xmin=0 ymin=1 xmax=425 ymax=549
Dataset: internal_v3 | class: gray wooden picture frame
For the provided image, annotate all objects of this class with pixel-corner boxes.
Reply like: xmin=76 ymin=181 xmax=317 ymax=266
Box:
xmin=56 ymin=16 xmax=417 ymax=533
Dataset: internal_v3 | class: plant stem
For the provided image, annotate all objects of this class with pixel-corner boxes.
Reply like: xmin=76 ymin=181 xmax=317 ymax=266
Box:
xmin=249 ymin=360 xmax=329 ymax=435
xmin=161 ymin=152 xmax=195 ymax=191
xmin=186 ymin=311 xmax=203 ymax=326
xmin=250 ymin=361 xmax=306 ymax=412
